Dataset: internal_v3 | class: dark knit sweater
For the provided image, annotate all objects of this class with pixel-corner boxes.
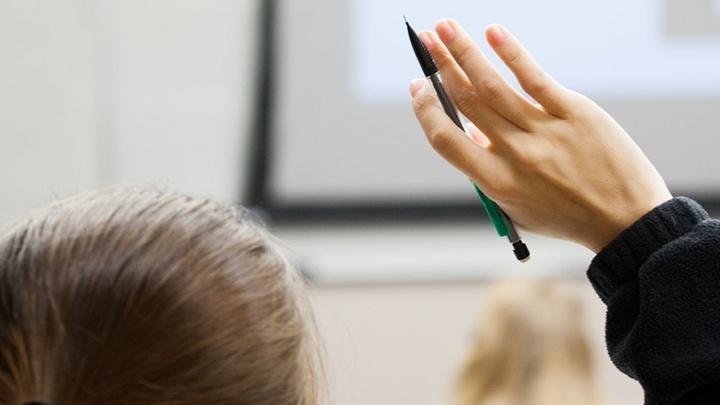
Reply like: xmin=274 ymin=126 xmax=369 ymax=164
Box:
xmin=587 ymin=197 xmax=720 ymax=405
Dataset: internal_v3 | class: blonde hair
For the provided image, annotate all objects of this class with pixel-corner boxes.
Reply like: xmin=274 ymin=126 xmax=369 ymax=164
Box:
xmin=454 ymin=279 xmax=597 ymax=405
xmin=0 ymin=186 xmax=322 ymax=405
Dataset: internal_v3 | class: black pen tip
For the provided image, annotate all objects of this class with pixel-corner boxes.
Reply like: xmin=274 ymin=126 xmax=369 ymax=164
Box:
xmin=403 ymin=15 xmax=408 ymax=24
xmin=405 ymin=16 xmax=437 ymax=76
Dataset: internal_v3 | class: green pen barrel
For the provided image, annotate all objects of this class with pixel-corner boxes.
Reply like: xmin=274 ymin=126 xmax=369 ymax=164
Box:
xmin=472 ymin=183 xmax=509 ymax=237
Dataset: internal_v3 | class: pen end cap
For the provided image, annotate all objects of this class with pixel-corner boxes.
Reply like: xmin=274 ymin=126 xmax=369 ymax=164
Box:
xmin=513 ymin=241 xmax=530 ymax=262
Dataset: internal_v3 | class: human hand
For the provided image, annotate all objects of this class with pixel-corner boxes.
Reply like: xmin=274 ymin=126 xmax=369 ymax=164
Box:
xmin=410 ymin=19 xmax=672 ymax=252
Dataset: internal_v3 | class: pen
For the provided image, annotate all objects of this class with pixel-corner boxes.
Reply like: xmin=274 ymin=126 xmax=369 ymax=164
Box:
xmin=405 ymin=17 xmax=530 ymax=262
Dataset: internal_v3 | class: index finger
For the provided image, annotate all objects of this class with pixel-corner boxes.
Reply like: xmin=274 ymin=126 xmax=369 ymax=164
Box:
xmin=433 ymin=19 xmax=543 ymax=129
xmin=410 ymin=78 xmax=499 ymax=187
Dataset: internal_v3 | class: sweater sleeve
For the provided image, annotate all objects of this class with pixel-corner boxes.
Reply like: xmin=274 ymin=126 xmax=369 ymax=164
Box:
xmin=587 ymin=197 xmax=720 ymax=405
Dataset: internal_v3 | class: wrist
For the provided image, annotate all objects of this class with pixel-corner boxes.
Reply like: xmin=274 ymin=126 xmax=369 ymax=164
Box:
xmin=588 ymin=196 xmax=710 ymax=302
xmin=586 ymin=191 xmax=673 ymax=253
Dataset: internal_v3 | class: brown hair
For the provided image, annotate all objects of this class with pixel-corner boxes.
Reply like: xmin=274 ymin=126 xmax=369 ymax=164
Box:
xmin=0 ymin=186 xmax=321 ymax=405
xmin=453 ymin=279 xmax=597 ymax=405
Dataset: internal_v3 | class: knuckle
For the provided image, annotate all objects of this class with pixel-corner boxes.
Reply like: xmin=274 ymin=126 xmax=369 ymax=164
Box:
xmin=505 ymin=49 xmax=522 ymax=68
xmin=562 ymin=95 xmax=585 ymax=117
xmin=412 ymin=92 xmax=431 ymax=112
xmin=452 ymin=87 xmax=477 ymax=111
xmin=561 ymin=90 xmax=595 ymax=121
xmin=472 ymin=159 xmax=508 ymax=200
xmin=453 ymin=41 xmax=476 ymax=67
xmin=485 ymin=177 xmax=515 ymax=202
xmin=524 ymin=79 xmax=548 ymax=97
xmin=433 ymin=51 xmax=453 ymax=70
xmin=509 ymin=143 xmax=545 ymax=168
xmin=428 ymin=127 xmax=453 ymax=153
xmin=568 ymin=90 xmax=593 ymax=107
xmin=481 ymin=79 xmax=503 ymax=102
xmin=523 ymin=70 xmax=550 ymax=95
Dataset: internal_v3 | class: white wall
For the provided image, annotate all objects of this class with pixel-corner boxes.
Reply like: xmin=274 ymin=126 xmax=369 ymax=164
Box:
xmin=0 ymin=0 xmax=258 ymax=226
xmin=0 ymin=1 xmax=102 ymax=225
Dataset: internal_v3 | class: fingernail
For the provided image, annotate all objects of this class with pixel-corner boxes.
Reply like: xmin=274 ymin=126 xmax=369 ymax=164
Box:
xmin=419 ymin=31 xmax=435 ymax=52
xmin=435 ymin=20 xmax=456 ymax=42
xmin=409 ymin=79 xmax=426 ymax=97
xmin=487 ymin=24 xmax=506 ymax=46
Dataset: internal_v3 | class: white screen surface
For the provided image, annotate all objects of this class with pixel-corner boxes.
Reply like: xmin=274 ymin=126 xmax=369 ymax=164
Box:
xmin=270 ymin=0 xmax=720 ymax=206
xmin=353 ymin=0 xmax=720 ymax=101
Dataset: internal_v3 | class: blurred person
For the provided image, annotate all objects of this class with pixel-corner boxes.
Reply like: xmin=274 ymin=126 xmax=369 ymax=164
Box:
xmin=0 ymin=186 xmax=321 ymax=405
xmin=411 ymin=18 xmax=720 ymax=404
xmin=454 ymin=279 xmax=597 ymax=405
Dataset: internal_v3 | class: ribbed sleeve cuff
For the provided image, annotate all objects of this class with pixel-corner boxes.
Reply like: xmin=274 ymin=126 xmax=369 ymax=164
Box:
xmin=587 ymin=197 xmax=710 ymax=303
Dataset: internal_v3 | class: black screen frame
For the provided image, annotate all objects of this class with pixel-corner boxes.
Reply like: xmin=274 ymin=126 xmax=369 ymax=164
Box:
xmin=245 ymin=0 xmax=488 ymax=224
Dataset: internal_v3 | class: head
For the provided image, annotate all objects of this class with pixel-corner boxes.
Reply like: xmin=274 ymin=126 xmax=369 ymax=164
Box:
xmin=454 ymin=278 xmax=596 ymax=405
xmin=0 ymin=187 xmax=321 ymax=405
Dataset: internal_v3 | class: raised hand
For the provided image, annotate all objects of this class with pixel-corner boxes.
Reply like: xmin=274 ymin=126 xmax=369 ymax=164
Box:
xmin=410 ymin=20 xmax=671 ymax=252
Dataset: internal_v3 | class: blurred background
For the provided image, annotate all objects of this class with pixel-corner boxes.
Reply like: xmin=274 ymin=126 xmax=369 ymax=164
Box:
xmin=3 ymin=0 xmax=720 ymax=403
